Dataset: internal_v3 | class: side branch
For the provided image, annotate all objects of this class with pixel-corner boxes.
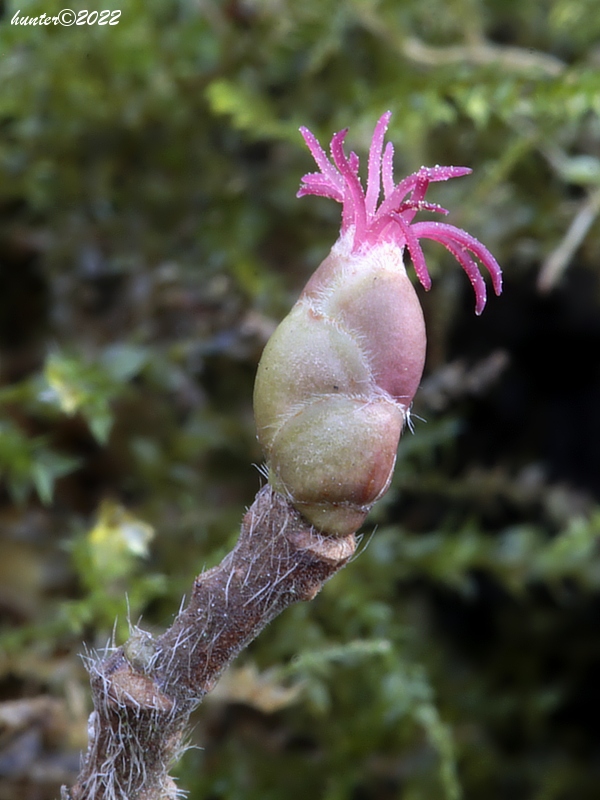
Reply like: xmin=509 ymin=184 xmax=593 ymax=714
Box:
xmin=64 ymin=485 xmax=356 ymax=800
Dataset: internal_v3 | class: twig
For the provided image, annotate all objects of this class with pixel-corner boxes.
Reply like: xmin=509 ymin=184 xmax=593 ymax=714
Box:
xmin=400 ymin=36 xmax=565 ymax=77
xmin=62 ymin=485 xmax=356 ymax=800
xmin=351 ymin=5 xmax=565 ymax=79
xmin=538 ymin=187 xmax=600 ymax=292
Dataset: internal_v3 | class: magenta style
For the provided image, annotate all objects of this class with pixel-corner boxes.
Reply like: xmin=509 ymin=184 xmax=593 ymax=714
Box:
xmin=299 ymin=111 xmax=502 ymax=315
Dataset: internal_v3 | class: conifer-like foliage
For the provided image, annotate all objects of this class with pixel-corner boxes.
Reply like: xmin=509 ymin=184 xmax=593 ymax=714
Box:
xmin=1 ymin=1 xmax=600 ymax=798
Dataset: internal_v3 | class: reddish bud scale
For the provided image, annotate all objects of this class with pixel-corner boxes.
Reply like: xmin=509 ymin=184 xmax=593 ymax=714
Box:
xmin=254 ymin=113 xmax=502 ymax=535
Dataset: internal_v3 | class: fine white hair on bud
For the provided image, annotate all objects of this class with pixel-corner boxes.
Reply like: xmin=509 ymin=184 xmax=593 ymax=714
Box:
xmin=254 ymin=113 xmax=502 ymax=536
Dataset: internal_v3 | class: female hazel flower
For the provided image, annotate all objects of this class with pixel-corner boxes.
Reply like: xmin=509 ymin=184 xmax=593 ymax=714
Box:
xmin=254 ymin=112 xmax=502 ymax=536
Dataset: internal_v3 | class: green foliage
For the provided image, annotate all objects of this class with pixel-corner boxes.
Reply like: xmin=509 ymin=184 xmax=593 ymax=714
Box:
xmin=1 ymin=0 xmax=600 ymax=798
xmin=43 ymin=346 xmax=148 ymax=443
xmin=0 ymin=418 xmax=79 ymax=503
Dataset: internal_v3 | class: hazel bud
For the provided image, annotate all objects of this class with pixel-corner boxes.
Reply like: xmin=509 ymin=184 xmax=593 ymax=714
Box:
xmin=254 ymin=113 xmax=502 ymax=536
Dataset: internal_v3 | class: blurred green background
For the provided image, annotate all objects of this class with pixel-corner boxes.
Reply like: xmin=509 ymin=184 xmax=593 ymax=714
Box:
xmin=1 ymin=1 xmax=600 ymax=798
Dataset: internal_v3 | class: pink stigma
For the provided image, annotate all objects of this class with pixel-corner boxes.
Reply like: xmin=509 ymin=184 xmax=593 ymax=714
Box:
xmin=298 ymin=112 xmax=502 ymax=315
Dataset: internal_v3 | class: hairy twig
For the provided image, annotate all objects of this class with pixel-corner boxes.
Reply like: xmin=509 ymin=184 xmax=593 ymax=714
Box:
xmin=63 ymin=485 xmax=355 ymax=800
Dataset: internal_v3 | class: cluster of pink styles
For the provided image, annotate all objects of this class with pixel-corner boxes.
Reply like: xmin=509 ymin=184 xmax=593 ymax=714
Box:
xmin=253 ymin=112 xmax=503 ymax=536
xmin=298 ymin=110 xmax=502 ymax=315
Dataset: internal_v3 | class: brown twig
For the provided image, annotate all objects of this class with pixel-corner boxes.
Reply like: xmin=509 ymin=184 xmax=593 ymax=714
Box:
xmin=62 ymin=485 xmax=356 ymax=800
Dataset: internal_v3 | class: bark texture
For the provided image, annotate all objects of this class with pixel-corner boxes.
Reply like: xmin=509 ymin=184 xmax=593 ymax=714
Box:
xmin=63 ymin=485 xmax=356 ymax=800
